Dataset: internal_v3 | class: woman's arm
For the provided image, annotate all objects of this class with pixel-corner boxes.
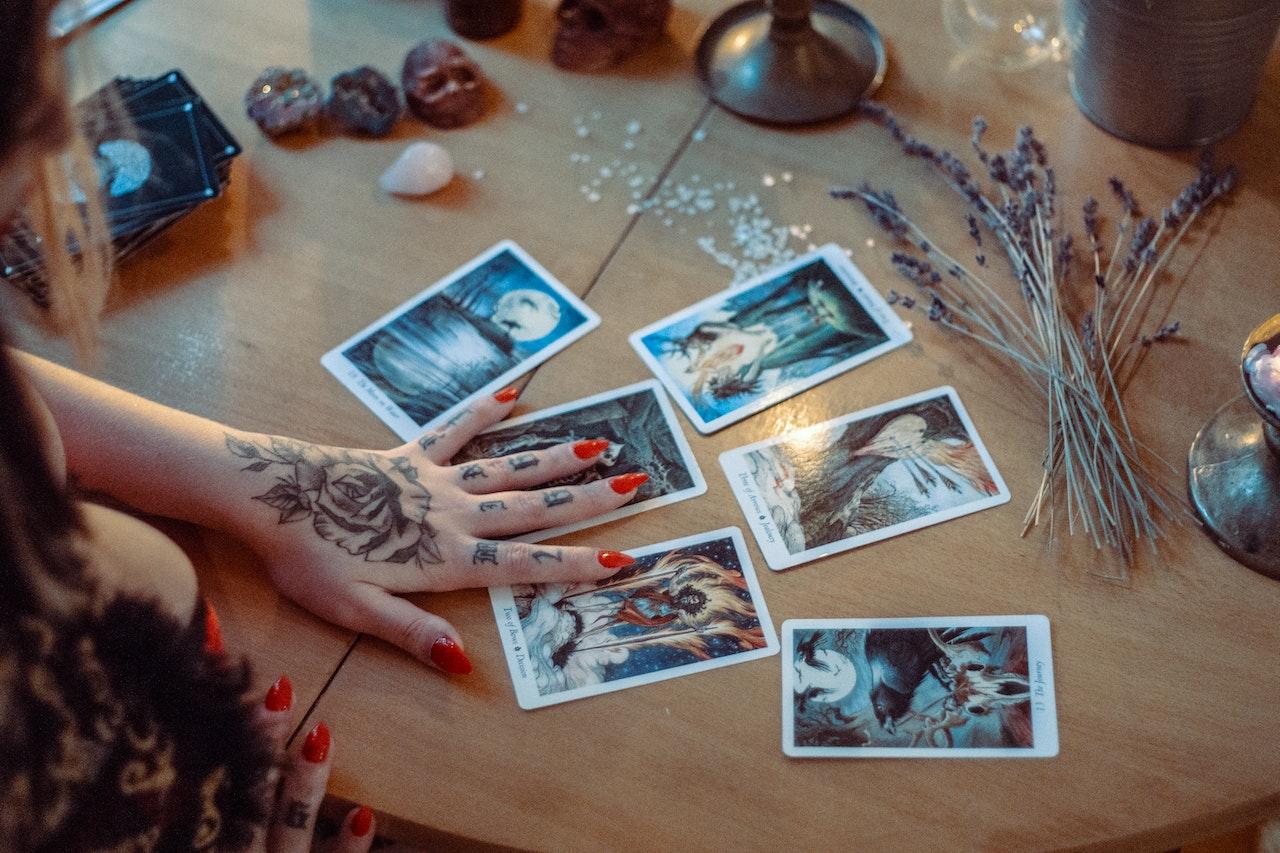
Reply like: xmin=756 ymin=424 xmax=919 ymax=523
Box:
xmin=18 ymin=351 xmax=647 ymax=671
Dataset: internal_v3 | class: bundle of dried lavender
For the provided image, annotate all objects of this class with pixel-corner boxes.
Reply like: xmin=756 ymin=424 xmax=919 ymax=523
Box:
xmin=833 ymin=102 xmax=1236 ymax=566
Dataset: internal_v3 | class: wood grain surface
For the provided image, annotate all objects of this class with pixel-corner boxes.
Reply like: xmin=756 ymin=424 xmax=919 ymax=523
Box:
xmin=14 ymin=0 xmax=1280 ymax=848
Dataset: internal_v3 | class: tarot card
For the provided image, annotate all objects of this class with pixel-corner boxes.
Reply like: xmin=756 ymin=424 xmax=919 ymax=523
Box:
xmin=451 ymin=380 xmax=706 ymax=541
xmin=720 ymin=386 xmax=1010 ymax=571
xmin=323 ymin=241 xmax=601 ymax=440
xmin=79 ymin=101 xmax=219 ymax=224
xmin=490 ymin=527 xmax=778 ymax=710
xmin=629 ymin=244 xmax=911 ymax=434
xmin=782 ymin=616 xmax=1058 ymax=758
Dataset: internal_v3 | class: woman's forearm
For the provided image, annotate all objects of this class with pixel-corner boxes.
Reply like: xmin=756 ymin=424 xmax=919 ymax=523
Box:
xmin=16 ymin=351 xmax=275 ymax=539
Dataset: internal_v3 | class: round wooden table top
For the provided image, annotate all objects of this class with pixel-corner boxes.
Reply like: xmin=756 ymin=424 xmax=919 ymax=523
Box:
xmin=20 ymin=0 xmax=1280 ymax=849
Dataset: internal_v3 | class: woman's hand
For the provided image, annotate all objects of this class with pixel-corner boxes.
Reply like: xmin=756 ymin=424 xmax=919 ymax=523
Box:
xmin=247 ymin=676 xmax=374 ymax=853
xmin=228 ymin=388 xmax=646 ymax=673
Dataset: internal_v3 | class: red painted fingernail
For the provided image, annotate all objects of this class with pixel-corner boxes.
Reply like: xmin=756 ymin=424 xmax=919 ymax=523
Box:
xmin=430 ymin=636 xmax=473 ymax=675
xmin=597 ymin=550 xmax=636 ymax=569
xmin=573 ymin=438 xmax=610 ymax=459
xmin=302 ymin=720 xmax=331 ymax=763
xmin=493 ymin=386 xmax=519 ymax=403
xmin=203 ymin=599 xmax=224 ymax=656
xmin=264 ymin=674 xmax=292 ymax=712
xmin=609 ymin=472 xmax=649 ymax=494
xmin=351 ymin=805 xmax=374 ymax=837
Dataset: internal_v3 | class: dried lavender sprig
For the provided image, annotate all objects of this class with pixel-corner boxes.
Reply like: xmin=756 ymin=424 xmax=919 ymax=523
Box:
xmin=844 ymin=102 xmax=1205 ymax=564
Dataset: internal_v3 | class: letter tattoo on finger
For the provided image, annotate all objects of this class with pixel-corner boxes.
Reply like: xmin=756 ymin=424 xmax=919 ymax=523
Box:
xmin=508 ymin=453 xmax=539 ymax=471
xmin=531 ymin=549 xmax=563 ymax=564
xmin=460 ymin=463 xmax=487 ymax=481
xmin=282 ymin=800 xmax=310 ymax=829
xmin=478 ymin=500 xmax=507 ymax=513
xmin=417 ymin=432 xmax=441 ymax=451
xmin=472 ymin=542 xmax=499 ymax=565
xmin=543 ymin=490 xmax=573 ymax=508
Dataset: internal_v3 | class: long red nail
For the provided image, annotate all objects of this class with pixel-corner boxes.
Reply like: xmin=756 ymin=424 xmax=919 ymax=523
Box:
xmin=573 ymin=438 xmax=610 ymax=459
xmin=203 ymin=600 xmax=224 ymax=656
xmin=430 ymin=636 xmax=473 ymax=675
xmin=351 ymin=805 xmax=374 ymax=837
xmin=264 ymin=674 xmax=292 ymax=712
xmin=598 ymin=550 xmax=636 ymax=569
xmin=493 ymin=386 xmax=519 ymax=403
xmin=302 ymin=721 xmax=331 ymax=763
xmin=609 ymin=472 xmax=649 ymax=494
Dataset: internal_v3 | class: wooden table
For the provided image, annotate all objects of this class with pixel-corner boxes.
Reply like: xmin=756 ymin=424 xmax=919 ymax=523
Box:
xmin=19 ymin=0 xmax=1280 ymax=848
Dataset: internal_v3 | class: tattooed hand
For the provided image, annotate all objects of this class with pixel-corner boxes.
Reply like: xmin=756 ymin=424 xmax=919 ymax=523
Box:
xmin=226 ymin=388 xmax=647 ymax=675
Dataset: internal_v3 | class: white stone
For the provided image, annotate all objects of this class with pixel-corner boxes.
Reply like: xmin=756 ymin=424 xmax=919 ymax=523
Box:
xmin=379 ymin=142 xmax=453 ymax=196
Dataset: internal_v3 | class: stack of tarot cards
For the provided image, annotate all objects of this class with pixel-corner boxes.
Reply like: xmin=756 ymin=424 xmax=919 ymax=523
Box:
xmin=1 ymin=70 xmax=240 ymax=304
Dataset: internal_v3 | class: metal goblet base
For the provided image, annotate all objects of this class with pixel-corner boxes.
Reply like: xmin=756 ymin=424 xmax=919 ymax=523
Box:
xmin=695 ymin=0 xmax=886 ymax=125
xmin=1188 ymin=395 xmax=1280 ymax=580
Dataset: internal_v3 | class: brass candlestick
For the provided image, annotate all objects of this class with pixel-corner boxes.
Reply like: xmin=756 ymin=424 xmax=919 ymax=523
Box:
xmin=1188 ymin=314 xmax=1280 ymax=579
xmin=694 ymin=0 xmax=886 ymax=125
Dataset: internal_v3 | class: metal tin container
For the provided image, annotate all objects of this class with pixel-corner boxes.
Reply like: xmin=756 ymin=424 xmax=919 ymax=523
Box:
xmin=1064 ymin=0 xmax=1280 ymax=147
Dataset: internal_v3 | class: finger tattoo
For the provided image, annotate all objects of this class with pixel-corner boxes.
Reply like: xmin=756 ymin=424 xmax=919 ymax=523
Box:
xmin=282 ymin=799 xmax=310 ymax=829
xmin=479 ymin=500 xmax=507 ymax=512
xmin=417 ymin=432 xmax=440 ymax=451
xmin=460 ymin=463 xmax=487 ymax=481
xmin=508 ymin=454 xmax=539 ymax=471
xmin=531 ymin=549 xmax=563 ymax=564
xmin=543 ymin=490 xmax=573 ymax=508
xmin=473 ymin=542 xmax=499 ymax=565
xmin=444 ymin=407 xmax=472 ymax=427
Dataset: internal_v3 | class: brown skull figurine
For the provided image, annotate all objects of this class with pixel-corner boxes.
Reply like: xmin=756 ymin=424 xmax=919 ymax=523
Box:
xmin=401 ymin=39 xmax=485 ymax=128
xmin=552 ymin=0 xmax=671 ymax=72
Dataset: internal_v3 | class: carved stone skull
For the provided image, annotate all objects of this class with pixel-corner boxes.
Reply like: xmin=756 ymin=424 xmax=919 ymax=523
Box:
xmin=552 ymin=0 xmax=672 ymax=72
xmin=401 ymin=39 xmax=484 ymax=128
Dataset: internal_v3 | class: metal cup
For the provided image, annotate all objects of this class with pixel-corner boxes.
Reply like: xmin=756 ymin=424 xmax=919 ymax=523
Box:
xmin=1063 ymin=0 xmax=1280 ymax=147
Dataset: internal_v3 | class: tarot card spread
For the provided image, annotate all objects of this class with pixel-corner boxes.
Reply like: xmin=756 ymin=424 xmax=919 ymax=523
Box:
xmin=451 ymin=380 xmax=706 ymax=541
xmin=323 ymin=242 xmax=600 ymax=439
xmin=720 ymin=386 xmax=1010 ymax=571
xmin=782 ymin=616 xmax=1058 ymax=758
xmin=629 ymin=245 xmax=912 ymax=434
xmin=491 ymin=528 xmax=778 ymax=709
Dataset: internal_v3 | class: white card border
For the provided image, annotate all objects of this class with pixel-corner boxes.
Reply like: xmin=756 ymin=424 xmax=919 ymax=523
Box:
xmin=322 ymin=240 xmax=602 ymax=440
xmin=628 ymin=244 xmax=912 ymax=435
xmin=781 ymin=615 xmax=1058 ymax=758
xmin=453 ymin=379 xmax=708 ymax=542
xmin=720 ymin=385 xmax=1011 ymax=571
xmin=490 ymin=526 xmax=779 ymax=710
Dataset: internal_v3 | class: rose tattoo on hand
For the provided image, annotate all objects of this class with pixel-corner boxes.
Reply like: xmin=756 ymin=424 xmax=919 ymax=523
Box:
xmin=227 ymin=435 xmax=443 ymax=567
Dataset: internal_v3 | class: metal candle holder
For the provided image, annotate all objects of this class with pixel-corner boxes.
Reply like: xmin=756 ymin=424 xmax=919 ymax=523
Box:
xmin=1188 ymin=314 xmax=1280 ymax=580
xmin=694 ymin=0 xmax=886 ymax=125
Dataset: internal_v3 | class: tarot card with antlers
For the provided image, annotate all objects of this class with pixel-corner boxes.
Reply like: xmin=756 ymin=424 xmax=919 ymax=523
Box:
xmin=782 ymin=616 xmax=1058 ymax=758
xmin=629 ymin=245 xmax=911 ymax=434
xmin=490 ymin=528 xmax=778 ymax=709
xmin=720 ymin=386 xmax=1010 ymax=570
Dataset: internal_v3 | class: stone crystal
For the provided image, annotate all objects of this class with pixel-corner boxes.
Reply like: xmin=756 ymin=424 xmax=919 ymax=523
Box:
xmin=401 ymin=40 xmax=485 ymax=129
xmin=379 ymin=142 xmax=454 ymax=196
xmin=325 ymin=66 xmax=402 ymax=137
xmin=244 ymin=67 xmax=322 ymax=136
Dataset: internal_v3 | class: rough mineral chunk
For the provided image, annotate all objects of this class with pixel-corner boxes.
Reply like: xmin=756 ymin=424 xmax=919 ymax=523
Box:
xmin=379 ymin=142 xmax=454 ymax=196
xmin=325 ymin=66 xmax=402 ymax=137
xmin=401 ymin=40 xmax=485 ymax=129
xmin=244 ymin=67 xmax=322 ymax=136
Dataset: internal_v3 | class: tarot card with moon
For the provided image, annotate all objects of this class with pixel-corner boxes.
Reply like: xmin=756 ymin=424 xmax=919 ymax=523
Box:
xmin=451 ymin=380 xmax=706 ymax=541
xmin=719 ymin=386 xmax=1010 ymax=570
xmin=629 ymin=244 xmax=912 ymax=434
xmin=781 ymin=616 xmax=1058 ymax=758
xmin=490 ymin=527 xmax=778 ymax=709
xmin=78 ymin=100 xmax=220 ymax=226
xmin=323 ymin=241 xmax=600 ymax=439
